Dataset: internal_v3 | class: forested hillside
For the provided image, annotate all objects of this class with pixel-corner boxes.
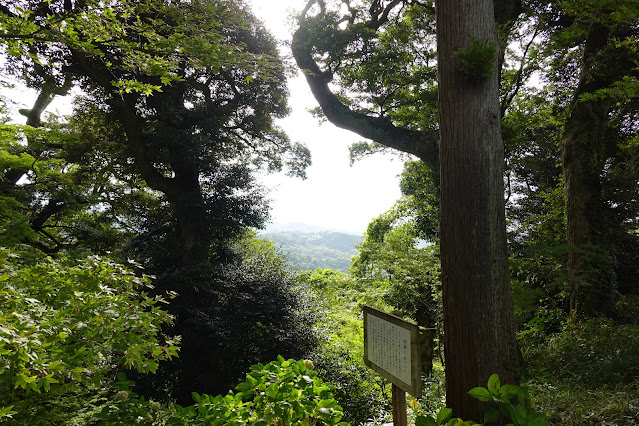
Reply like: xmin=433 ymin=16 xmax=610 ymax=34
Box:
xmin=260 ymin=230 xmax=362 ymax=271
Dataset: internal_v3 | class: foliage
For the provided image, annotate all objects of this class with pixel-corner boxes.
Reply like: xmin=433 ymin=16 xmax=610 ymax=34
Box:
xmin=524 ymin=318 xmax=639 ymax=386
xmin=0 ymin=0 xmax=283 ymax=94
xmin=301 ymin=1 xmax=438 ymax=131
xmin=411 ymin=362 xmax=447 ymax=423
xmin=453 ymin=37 xmax=498 ymax=82
xmin=1 ymin=0 xmax=310 ymax=262
xmin=534 ymin=0 xmax=639 ymax=316
xmin=0 ymin=249 xmax=179 ymax=422
xmin=415 ymin=374 xmax=549 ymax=426
xmin=311 ymin=350 xmax=388 ymax=426
xmin=133 ymin=232 xmax=318 ymax=403
xmin=526 ymin=379 xmax=639 ymax=425
xmin=0 ymin=114 xmax=150 ymax=256
xmin=298 ymin=269 xmax=390 ymax=424
xmin=2 ymin=0 xmax=315 ymax=411
xmin=522 ymin=319 xmax=639 ymax=424
xmin=351 ymin=162 xmax=441 ymax=325
xmin=351 ymin=161 xmax=441 ymax=374
xmin=97 ymin=356 xmax=348 ymax=426
xmin=296 ymin=0 xmax=639 ymax=422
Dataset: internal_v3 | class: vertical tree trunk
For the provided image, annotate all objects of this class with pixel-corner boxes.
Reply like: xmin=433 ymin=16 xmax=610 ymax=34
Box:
xmin=165 ymin=174 xmax=210 ymax=266
xmin=562 ymin=25 xmax=616 ymax=317
xmin=436 ymin=0 xmax=519 ymax=421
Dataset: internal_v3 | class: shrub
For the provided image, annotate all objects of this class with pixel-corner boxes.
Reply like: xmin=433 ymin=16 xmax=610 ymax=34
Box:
xmin=96 ymin=356 xmax=348 ymax=425
xmin=523 ymin=319 xmax=639 ymax=424
xmin=0 ymin=250 xmax=179 ymax=423
xmin=526 ymin=319 xmax=639 ymax=385
xmin=415 ymin=374 xmax=549 ymax=426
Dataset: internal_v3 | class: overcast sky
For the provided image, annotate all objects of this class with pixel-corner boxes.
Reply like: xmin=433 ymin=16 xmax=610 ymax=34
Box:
xmin=250 ymin=0 xmax=404 ymax=234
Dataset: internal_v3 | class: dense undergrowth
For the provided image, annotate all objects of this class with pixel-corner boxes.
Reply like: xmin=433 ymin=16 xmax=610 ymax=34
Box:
xmin=4 ymin=259 xmax=639 ymax=425
xmin=304 ymin=266 xmax=639 ymax=425
xmin=523 ymin=319 xmax=639 ymax=425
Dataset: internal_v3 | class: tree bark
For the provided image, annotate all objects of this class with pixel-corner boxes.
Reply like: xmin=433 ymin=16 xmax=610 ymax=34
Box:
xmin=562 ymin=25 xmax=615 ymax=317
xmin=436 ymin=0 xmax=519 ymax=421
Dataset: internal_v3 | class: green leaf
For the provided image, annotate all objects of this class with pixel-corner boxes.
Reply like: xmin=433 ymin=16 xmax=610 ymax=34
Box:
xmin=507 ymin=404 xmax=526 ymax=425
xmin=517 ymin=388 xmax=531 ymax=411
xmin=526 ymin=413 xmax=551 ymax=426
xmin=487 ymin=374 xmax=500 ymax=395
xmin=416 ymin=415 xmax=437 ymax=426
xmin=468 ymin=387 xmax=492 ymax=402
xmin=452 ymin=37 xmax=498 ymax=82
xmin=0 ymin=405 xmax=16 ymax=419
xmin=499 ymin=384 xmax=520 ymax=401
xmin=437 ymin=407 xmax=453 ymax=424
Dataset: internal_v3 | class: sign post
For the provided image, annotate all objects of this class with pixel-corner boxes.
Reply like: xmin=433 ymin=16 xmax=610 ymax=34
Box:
xmin=362 ymin=305 xmax=422 ymax=426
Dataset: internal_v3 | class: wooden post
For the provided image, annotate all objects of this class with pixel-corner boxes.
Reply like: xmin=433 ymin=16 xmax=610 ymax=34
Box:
xmin=392 ymin=383 xmax=407 ymax=426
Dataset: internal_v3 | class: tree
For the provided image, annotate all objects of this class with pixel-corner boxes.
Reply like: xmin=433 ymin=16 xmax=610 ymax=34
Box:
xmin=136 ymin=232 xmax=317 ymax=402
xmin=0 ymin=104 xmax=154 ymax=256
xmin=297 ymin=268 xmax=391 ymax=424
xmin=1 ymin=0 xmax=309 ymax=263
xmin=292 ymin=0 xmax=440 ymax=164
xmin=293 ymin=0 xmax=520 ymax=419
xmin=1 ymin=0 xmax=314 ymax=403
xmin=550 ymin=0 xmax=639 ymax=317
xmin=436 ymin=0 xmax=518 ymax=419
xmin=352 ymin=161 xmax=441 ymax=374
xmin=503 ymin=1 xmax=639 ymax=319
xmin=502 ymin=88 xmax=570 ymax=333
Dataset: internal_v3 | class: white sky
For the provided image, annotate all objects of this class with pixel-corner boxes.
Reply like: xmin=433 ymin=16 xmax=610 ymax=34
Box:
xmin=250 ymin=0 xmax=404 ymax=234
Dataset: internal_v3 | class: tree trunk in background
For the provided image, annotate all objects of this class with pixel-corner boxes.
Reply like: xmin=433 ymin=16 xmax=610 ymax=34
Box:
xmin=562 ymin=25 xmax=615 ymax=317
xmin=436 ymin=0 xmax=519 ymax=421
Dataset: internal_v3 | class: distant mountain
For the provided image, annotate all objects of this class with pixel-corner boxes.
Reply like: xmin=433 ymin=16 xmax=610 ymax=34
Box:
xmin=259 ymin=230 xmax=363 ymax=272
xmin=263 ymin=222 xmax=360 ymax=234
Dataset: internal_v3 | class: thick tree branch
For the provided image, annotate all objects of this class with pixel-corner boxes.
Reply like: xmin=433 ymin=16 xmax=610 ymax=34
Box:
xmin=19 ymin=81 xmax=72 ymax=127
xmin=292 ymin=0 xmax=524 ymax=169
xmin=367 ymin=0 xmax=403 ymax=29
xmin=292 ymin=13 xmax=439 ymax=168
xmin=67 ymin=50 xmax=180 ymax=195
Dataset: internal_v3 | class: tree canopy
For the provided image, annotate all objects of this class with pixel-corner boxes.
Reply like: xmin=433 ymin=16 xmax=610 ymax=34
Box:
xmin=1 ymin=0 xmax=316 ymax=408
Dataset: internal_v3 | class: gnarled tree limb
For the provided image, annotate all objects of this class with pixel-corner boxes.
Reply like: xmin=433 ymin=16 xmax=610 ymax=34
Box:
xmin=292 ymin=3 xmax=439 ymax=167
xmin=292 ymin=0 xmax=524 ymax=168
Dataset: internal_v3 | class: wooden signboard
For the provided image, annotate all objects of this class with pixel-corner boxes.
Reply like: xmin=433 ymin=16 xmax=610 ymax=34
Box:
xmin=362 ymin=305 xmax=422 ymax=397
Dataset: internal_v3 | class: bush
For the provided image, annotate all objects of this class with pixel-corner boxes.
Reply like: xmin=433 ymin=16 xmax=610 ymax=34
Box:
xmin=0 ymin=250 xmax=179 ymax=423
xmin=312 ymin=348 xmax=389 ymax=425
xmin=415 ymin=374 xmax=549 ymax=426
xmin=523 ymin=319 xmax=639 ymax=424
xmin=134 ymin=234 xmax=318 ymax=404
xmin=298 ymin=270 xmax=391 ymax=424
xmin=97 ymin=356 xmax=348 ymax=425
xmin=526 ymin=319 xmax=639 ymax=385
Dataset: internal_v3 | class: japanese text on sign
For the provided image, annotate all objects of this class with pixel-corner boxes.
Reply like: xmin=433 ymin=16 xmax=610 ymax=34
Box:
xmin=366 ymin=313 xmax=412 ymax=384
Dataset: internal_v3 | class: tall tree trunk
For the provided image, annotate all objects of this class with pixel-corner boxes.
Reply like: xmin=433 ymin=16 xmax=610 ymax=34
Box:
xmin=165 ymin=169 xmax=209 ymax=266
xmin=436 ymin=0 xmax=519 ymax=421
xmin=562 ymin=25 xmax=615 ymax=317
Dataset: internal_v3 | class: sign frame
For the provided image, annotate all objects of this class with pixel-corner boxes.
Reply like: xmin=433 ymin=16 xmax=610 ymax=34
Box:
xmin=362 ymin=305 xmax=422 ymax=397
